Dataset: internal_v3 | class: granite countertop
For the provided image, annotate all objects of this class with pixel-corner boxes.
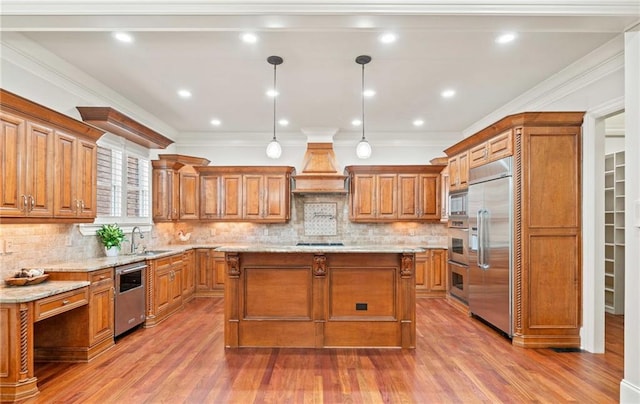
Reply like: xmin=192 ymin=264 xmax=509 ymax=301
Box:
xmin=22 ymin=243 xmax=446 ymax=274
xmin=214 ymin=244 xmax=427 ymax=253
xmin=0 ymin=280 xmax=90 ymax=303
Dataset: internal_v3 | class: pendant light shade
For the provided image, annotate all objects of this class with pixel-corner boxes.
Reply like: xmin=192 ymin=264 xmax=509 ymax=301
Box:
xmin=266 ymin=55 xmax=284 ymax=159
xmin=355 ymin=55 xmax=372 ymax=159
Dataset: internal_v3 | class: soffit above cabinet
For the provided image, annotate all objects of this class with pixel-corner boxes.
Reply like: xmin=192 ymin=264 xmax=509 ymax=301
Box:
xmin=77 ymin=106 xmax=174 ymax=149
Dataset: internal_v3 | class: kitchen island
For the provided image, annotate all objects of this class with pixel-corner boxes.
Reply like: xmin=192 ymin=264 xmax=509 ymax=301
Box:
xmin=216 ymin=245 xmax=423 ymax=349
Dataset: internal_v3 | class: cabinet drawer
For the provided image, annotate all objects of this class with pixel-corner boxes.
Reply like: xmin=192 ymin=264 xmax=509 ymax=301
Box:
xmin=90 ymin=268 xmax=114 ymax=286
xmin=34 ymin=287 xmax=89 ymax=322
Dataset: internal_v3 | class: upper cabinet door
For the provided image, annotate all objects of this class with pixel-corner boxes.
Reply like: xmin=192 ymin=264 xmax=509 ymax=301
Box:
xmin=376 ymin=174 xmax=397 ymax=220
xmin=221 ymin=174 xmax=242 ymax=220
xmin=263 ymin=174 xmax=289 ymax=221
xmin=398 ymin=174 xmax=419 ymax=220
xmin=53 ymin=131 xmax=78 ymax=217
xmin=0 ymin=112 xmax=27 ymax=216
xmin=351 ymin=173 xmax=376 ymax=220
xmin=243 ymin=174 xmax=263 ymax=220
xmin=25 ymin=122 xmax=55 ymax=217
xmin=199 ymin=174 xmax=220 ymax=219
xmin=179 ymin=171 xmax=199 ymax=220
xmin=419 ymin=174 xmax=440 ymax=220
xmin=75 ymin=139 xmax=97 ymax=219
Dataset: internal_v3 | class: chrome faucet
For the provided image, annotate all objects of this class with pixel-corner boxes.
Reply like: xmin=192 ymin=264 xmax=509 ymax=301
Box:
xmin=131 ymin=226 xmax=144 ymax=254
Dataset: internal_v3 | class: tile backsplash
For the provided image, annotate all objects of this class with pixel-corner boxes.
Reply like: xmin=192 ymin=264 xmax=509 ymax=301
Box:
xmin=0 ymin=194 xmax=446 ymax=279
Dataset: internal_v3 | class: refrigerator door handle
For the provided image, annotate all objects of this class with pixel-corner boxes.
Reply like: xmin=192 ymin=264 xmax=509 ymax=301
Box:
xmin=479 ymin=209 xmax=490 ymax=270
xmin=476 ymin=209 xmax=484 ymax=268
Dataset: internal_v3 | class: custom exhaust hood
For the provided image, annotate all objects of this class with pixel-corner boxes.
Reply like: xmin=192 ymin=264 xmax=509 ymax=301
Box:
xmin=292 ymin=128 xmax=348 ymax=194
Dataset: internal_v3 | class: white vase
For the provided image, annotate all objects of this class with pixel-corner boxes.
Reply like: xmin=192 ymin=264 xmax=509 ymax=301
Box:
xmin=105 ymin=247 xmax=119 ymax=257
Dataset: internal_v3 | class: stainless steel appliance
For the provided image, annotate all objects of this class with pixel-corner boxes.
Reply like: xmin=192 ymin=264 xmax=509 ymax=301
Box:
xmin=114 ymin=261 xmax=147 ymax=337
xmin=468 ymin=156 xmax=513 ymax=336
xmin=447 ymin=190 xmax=469 ymax=303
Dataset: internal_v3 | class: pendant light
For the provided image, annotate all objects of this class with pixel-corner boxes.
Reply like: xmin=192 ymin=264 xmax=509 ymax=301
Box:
xmin=266 ymin=55 xmax=283 ymax=159
xmin=355 ymin=55 xmax=372 ymax=159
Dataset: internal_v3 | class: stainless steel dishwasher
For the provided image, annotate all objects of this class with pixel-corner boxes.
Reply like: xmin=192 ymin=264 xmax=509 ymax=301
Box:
xmin=114 ymin=261 xmax=147 ymax=337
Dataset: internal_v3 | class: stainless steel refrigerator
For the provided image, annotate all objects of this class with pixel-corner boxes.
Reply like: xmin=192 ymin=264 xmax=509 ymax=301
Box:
xmin=468 ymin=156 xmax=513 ymax=336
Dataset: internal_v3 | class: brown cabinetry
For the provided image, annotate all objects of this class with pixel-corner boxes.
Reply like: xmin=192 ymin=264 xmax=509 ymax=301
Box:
xmin=0 ymin=90 xmax=103 ymax=222
xmin=448 ymin=151 xmax=469 ymax=192
xmin=195 ymin=249 xmax=225 ymax=297
xmin=35 ymin=268 xmax=115 ymax=361
xmin=415 ymin=249 xmax=447 ymax=297
xmin=196 ymin=166 xmax=294 ymax=222
xmin=53 ymin=132 xmax=98 ymax=219
xmin=444 ymin=111 xmax=584 ymax=348
xmin=0 ymin=113 xmax=55 ymax=217
xmin=147 ymin=253 xmax=183 ymax=327
xmin=152 ymin=154 xmax=210 ymax=221
xmin=469 ymin=129 xmax=513 ymax=168
xmin=345 ymin=165 xmax=445 ymax=222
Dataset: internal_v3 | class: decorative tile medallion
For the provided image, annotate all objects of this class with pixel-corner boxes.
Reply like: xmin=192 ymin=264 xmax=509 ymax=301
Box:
xmin=304 ymin=203 xmax=337 ymax=236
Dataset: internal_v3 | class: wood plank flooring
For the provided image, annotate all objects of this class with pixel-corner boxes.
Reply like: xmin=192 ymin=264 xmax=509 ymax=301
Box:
xmin=26 ymin=298 xmax=624 ymax=403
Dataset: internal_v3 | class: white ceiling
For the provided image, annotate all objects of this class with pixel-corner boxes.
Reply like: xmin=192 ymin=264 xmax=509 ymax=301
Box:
xmin=1 ymin=1 xmax=639 ymax=140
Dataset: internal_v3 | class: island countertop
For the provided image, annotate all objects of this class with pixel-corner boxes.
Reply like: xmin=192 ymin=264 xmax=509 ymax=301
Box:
xmin=214 ymin=244 xmax=426 ymax=253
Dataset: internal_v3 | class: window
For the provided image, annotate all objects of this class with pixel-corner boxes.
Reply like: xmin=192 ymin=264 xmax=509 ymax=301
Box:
xmin=94 ymin=135 xmax=150 ymax=224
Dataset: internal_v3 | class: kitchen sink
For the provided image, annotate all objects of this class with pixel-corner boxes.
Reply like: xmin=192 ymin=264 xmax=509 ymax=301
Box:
xmin=137 ymin=249 xmax=172 ymax=256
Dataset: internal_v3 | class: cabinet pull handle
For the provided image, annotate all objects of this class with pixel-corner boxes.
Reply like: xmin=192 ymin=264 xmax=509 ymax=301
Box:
xmin=75 ymin=199 xmax=80 ymax=213
xmin=62 ymin=299 xmax=70 ymax=305
xmin=22 ymin=195 xmax=28 ymax=212
xmin=28 ymin=195 xmax=35 ymax=212
xmin=80 ymin=200 xmax=85 ymax=213
xmin=111 ymin=286 xmax=115 ymax=301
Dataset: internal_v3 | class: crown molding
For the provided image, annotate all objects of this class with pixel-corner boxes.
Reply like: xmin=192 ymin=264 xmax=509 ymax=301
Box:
xmin=0 ymin=31 xmax=179 ymax=140
xmin=463 ymin=35 xmax=625 ymax=137
xmin=2 ymin=1 xmax=639 ymax=16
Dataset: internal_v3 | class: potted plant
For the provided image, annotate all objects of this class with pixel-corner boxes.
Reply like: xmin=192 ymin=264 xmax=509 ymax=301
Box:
xmin=96 ymin=223 xmax=126 ymax=257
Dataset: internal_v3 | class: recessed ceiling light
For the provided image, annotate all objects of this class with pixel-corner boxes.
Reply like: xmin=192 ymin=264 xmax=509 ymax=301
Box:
xmin=266 ymin=89 xmax=279 ymax=97
xmin=363 ymin=89 xmax=376 ymax=98
xmin=379 ymin=33 xmax=397 ymax=44
xmin=113 ymin=32 xmax=133 ymax=43
xmin=496 ymin=33 xmax=517 ymax=44
xmin=278 ymin=119 xmax=289 ymax=126
xmin=352 ymin=119 xmax=362 ymax=126
xmin=177 ymin=89 xmax=192 ymax=99
xmin=413 ymin=119 xmax=425 ymax=127
xmin=441 ymin=89 xmax=456 ymax=98
xmin=210 ymin=119 xmax=221 ymax=126
xmin=241 ymin=33 xmax=258 ymax=43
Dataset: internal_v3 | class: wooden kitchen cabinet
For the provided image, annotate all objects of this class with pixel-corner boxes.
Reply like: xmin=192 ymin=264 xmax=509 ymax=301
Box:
xmin=146 ymin=253 xmax=184 ymax=327
xmin=469 ymin=129 xmax=513 ymax=168
xmin=182 ymin=249 xmax=196 ymax=302
xmin=152 ymin=154 xmax=210 ymax=222
xmin=195 ymin=166 xmax=294 ymax=223
xmin=35 ymin=268 xmax=115 ymax=362
xmin=415 ymin=249 xmax=447 ymax=297
xmin=346 ymin=165 xmax=445 ymax=222
xmin=444 ymin=111 xmax=584 ymax=348
xmin=448 ymin=151 xmax=469 ymax=192
xmin=53 ymin=131 xmax=98 ymax=219
xmin=0 ymin=112 xmax=55 ymax=218
xmin=0 ymin=90 xmax=103 ymax=222
xmin=195 ymin=249 xmax=225 ymax=297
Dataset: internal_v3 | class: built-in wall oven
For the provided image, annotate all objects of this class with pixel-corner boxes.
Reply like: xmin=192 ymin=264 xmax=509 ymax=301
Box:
xmin=114 ymin=261 xmax=147 ymax=337
xmin=448 ymin=191 xmax=469 ymax=303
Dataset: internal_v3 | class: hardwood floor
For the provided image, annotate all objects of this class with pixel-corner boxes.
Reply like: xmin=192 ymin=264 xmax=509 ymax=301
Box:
xmin=26 ymin=298 xmax=624 ymax=403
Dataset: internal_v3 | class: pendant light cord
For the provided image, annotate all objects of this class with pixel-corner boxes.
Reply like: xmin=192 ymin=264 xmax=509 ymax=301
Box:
xmin=361 ymin=63 xmax=365 ymax=141
xmin=273 ymin=63 xmax=277 ymax=141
